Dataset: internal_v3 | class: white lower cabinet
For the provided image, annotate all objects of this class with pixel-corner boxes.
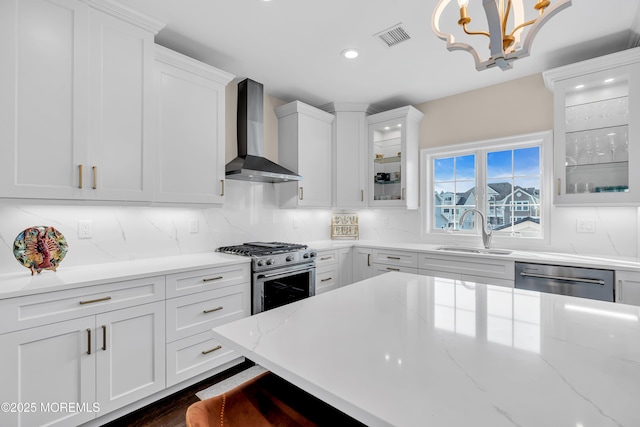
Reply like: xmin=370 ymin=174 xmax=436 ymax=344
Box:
xmin=352 ymin=247 xmax=418 ymax=283
xmin=316 ymin=249 xmax=340 ymax=294
xmin=338 ymin=248 xmax=353 ymax=286
xmin=165 ymin=265 xmax=251 ymax=387
xmin=0 ymin=300 xmax=165 ymax=427
xmin=0 ymin=317 xmax=96 ymax=427
xmin=0 ymin=263 xmax=251 ymax=427
xmin=418 ymin=253 xmax=515 ymax=287
xmin=96 ymin=302 xmax=166 ymax=415
xmin=615 ymin=270 xmax=640 ymax=306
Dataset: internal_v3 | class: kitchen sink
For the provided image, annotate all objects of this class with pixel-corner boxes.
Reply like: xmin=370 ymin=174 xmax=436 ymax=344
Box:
xmin=435 ymin=246 xmax=512 ymax=255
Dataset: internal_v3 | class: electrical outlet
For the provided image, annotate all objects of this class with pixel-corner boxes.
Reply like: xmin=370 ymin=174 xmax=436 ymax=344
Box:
xmin=189 ymin=219 xmax=199 ymax=234
xmin=576 ymin=218 xmax=595 ymax=233
xmin=383 ymin=216 xmax=389 ymax=228
xmin=292 ymin=216 xmax=299 ymax=229
xmin=78 ymin=220 xmax=92 ymax=239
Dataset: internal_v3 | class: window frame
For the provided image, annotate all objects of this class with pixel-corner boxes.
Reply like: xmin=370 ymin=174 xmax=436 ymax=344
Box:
xmin=420 ymin=131 xmax=553 ymax=249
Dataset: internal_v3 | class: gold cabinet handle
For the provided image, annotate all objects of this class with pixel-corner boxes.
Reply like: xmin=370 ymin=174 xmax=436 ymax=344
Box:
xmin=87 ymin=328 xmax=92 ymax=355
xmin=202 ymin=276 xmax=223 ymax=282
xmin=387 ymin=267 xmax=400 ymax=271
xmin=321 ymin=277 xmax=332 ymax=282
xmin=101 ymin=325 xmax=107 ymax=351
xmin=361 ymin=189 xmax=364 ymax=202
xmin=402 ymin=187 xmax=406 ymax=200
xmin=557 ymin=178 xmax=561 ymax=196
xmin=387 ymin=256 xmax=401 ymax=260
xmin=367 ymin=253 xmax=371 ymax=267
xmin=203 ymin=306 xmax=223 ymax=314
xmin=92 ymin=166 xmax=97 ymax=190
xmin=202 ymin=345 xmax=222 ymax=355
xmin=320 ymin=256 xmax=332 ymax=261
xmin=78 ymin=164 xmax=83 ymax=189
xmin=299 ymin=186 xmax=304 ymax=200
xmin=79 ymin=296 xmax=112 ymax=305
xmin=221 ymin=179 xmax=225 ymax=196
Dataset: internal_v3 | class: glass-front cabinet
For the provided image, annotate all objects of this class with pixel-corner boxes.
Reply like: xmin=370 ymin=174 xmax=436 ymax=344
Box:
xmin=544 ymin=47 xmax=640 ymax=205
xmin=368 ymin=106 xmax=423 ymax=209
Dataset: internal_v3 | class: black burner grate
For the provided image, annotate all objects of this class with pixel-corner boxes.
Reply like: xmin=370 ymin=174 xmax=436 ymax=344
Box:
xmin=216 ymin=242 xmax=307 ymax=257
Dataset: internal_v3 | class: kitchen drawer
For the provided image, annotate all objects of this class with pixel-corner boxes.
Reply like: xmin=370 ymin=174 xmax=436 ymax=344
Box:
xmin=315 ymin=249 xmax=338 ymax=266
xmin=0 ymin=276 xmax=165 ymax=334
xmin=371 ymin=248 xmax=418 ymax=268
xmin=166 ymin=330 xmax=242 ymax=387
xmin=418 ymin=269 xmax=514 ymax=288
xmin=316 ymin=264 xmax=339 ymax=294
xmin=419 ymin=253 xmax=515 ymax=281
xmin=372 ymin=265 xmax=418 ymax=276
xmin=165 ymin=263 xmax=250 ymax=298
xmin=166 ymin=284 xmax=250 ymax=342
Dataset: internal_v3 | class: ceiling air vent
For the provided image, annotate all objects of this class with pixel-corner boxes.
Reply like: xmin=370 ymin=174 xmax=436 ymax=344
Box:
xmin=374 ymin=23 xmax=411 ymax=48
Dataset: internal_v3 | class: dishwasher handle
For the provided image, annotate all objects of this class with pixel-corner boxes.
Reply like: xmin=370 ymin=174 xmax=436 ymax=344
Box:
xmin=519 ymin=271 xmax=605 ymax=286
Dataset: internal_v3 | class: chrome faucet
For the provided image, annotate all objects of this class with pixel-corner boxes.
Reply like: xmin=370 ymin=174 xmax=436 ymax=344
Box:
xmin=459 ymin=209 xmax=493 ymax=249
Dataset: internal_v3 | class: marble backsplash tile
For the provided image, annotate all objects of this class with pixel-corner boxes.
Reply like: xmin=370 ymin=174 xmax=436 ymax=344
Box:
xmin=0 ymin=180 xmax=637 ymax=275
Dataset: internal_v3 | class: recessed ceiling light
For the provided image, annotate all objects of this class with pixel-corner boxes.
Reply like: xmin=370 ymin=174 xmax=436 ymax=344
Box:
xmin=341 ymin=48 xmax=359 ymax=59
xmin=575 ymin=84 xmax=585 ymax=89
xmin=604 ymin=78 xmax=615 ymax=83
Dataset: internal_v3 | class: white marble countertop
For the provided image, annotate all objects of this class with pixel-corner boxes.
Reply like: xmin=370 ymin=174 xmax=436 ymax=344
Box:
xmin=212 ymin=272 xmax=640 ymax=427
xmin=309 ymin=240 xmax=640 ymax=271
xmin=0 ymin=252 xmax=249 ymax=299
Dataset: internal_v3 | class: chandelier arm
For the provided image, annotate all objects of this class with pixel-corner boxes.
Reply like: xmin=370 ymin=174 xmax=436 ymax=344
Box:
xmin=508 ymin=18 xmax=538 ymax=37
xmin=502 ymin=0 xmax=512 ymax=36
xmin=462 ymin=23 xmax=490 ymax=38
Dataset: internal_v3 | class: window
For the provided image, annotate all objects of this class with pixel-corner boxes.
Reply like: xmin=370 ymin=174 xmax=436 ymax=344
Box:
xmin=421 ymin=132 xmax=551 ymax=242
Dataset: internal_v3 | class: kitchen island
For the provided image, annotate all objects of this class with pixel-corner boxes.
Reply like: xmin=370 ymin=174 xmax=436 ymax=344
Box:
xmin=212 ymin=272 xmax=640 ymax=427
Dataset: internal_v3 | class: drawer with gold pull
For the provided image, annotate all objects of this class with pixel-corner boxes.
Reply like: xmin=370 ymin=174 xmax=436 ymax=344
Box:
xmin=0 ymin=276 xmax=165 ymax=334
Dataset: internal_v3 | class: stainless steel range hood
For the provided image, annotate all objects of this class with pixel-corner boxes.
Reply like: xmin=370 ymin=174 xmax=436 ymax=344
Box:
xmin=225 ymin=78 xmax=301 ymax=183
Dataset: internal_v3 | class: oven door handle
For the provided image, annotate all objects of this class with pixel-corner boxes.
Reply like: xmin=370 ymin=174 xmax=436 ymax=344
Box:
xmin=258 ymin=267 xmax=314 ymax=279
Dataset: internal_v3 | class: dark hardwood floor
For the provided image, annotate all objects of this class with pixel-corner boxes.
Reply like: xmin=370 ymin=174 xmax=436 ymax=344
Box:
xmin=102 ymin=361 xmax=254 ymax=427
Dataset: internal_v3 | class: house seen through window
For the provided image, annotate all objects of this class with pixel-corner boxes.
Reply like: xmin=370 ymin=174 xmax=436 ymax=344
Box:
xmin=429 ymin=138 xmax=543 ymax=239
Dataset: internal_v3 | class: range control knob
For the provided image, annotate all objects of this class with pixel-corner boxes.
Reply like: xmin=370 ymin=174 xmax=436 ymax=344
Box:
xmin=286 ymin=255 xmax=294 ymax=262
xmin=266 ymin=258 xmax=275 ymax=266
xmin=303 ymin=253 xmax=310 ymax=259
xmin=257 ymin=260 xmax=266 ymax=267
xmin=309 ymin=251 xmax=317 ymax=258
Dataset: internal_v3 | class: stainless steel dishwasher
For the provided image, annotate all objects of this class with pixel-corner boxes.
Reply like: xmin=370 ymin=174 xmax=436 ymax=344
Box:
xmin=515 ymin=262 xmax=614 ymax=302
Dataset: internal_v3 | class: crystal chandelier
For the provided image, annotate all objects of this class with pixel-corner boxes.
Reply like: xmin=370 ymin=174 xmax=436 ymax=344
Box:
xmin=432 ymin=0 xmax=572 ymax=71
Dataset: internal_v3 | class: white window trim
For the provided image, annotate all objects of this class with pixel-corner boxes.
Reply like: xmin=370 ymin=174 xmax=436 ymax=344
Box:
xmin=420 ymin=130 xmax=553 ymax=250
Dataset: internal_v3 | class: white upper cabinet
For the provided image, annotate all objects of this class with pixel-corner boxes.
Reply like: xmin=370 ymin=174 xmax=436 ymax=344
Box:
xmin=368 ymin=106 xmax=424 ymax=209
xmin=544 ymin=47 xmax=640 ymax=206
xmin=153 ymin=46 xmax=233 ymax=204
xmin=0 ymin=0 xmax=163 ymax=201
xmin=276 ymin=101 xmax=335 ymax=208
xmin=322 ymin=103 xmax=372 ymax=208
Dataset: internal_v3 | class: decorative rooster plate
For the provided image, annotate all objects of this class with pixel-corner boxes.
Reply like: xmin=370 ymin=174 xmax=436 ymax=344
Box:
xmin=13 ymin=226 xmax=68 ymax=275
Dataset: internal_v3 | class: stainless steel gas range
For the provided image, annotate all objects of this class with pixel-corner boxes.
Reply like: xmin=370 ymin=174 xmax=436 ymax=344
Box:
xmin=216 ymin=242 xmax=317 ymax=314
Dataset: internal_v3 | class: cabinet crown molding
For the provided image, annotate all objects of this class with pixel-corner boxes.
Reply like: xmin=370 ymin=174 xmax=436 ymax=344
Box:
xmin=543 ymin=46 xmax=640 ymax=90
xmin=320 ymin=102 xmax=379 ymax=115
xmin=367 ymin=105 xmax=424 ymax=124
xmin=275 ymin=101 xmax=335 ymax=124
xmin=154 ymin=45 xmax=234 ymax=85
xmin=81 ymin=0 xmax=166 ymax=34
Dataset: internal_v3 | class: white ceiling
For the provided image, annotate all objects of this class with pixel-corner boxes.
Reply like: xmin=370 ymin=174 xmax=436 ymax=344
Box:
xmin=117 ymin=0 xmax=640 ymax=111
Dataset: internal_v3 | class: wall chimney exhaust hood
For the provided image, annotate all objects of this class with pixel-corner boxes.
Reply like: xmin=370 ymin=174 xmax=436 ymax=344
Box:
xmin=225 ymin=78 xmax=301 ymax=183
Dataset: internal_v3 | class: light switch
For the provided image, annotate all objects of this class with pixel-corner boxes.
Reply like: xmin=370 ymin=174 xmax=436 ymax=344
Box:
xmin=189 ymin=219 xmax=199 ymax=234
